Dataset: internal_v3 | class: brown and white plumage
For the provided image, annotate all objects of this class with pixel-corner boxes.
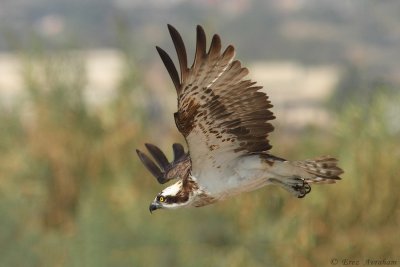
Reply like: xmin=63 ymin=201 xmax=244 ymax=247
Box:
xmin=136 ymin=25 xmax=343 ymax=212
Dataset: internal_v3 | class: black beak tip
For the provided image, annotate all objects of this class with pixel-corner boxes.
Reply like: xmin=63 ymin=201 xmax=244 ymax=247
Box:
xmin=149 ymin=203 xmax=158 ymax=214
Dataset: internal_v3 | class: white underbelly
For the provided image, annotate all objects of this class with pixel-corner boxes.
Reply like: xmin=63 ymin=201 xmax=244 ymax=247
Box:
xmin=193 ymin=155 xmax=277 ymax=200
xmin=199 ymin=168 xmax=273 ymax=200
xmin=216 ymin=175 xmax=271 ymax=200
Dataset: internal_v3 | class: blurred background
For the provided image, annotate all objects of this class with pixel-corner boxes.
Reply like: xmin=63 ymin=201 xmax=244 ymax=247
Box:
xmin=0 ymin=0 xmax=399 ymax=266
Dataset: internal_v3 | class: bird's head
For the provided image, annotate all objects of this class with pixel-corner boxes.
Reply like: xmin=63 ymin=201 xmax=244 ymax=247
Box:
xmin=149 ymin=179 xmax=198 ymax=213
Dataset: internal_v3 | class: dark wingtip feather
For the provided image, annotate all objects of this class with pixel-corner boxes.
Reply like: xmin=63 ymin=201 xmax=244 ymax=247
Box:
xmin=208 ymin=34 xmax=221 ymax=57
xmin=156 ymin=46 xmax=181 ymax=91
xmin=167 ymin=24 xmax=175 ymax=32
xmin=145 ymin=143 xmax=170 ymax=170
xmin=222 ymin=45 xmax=235 ymax=58
xmin=196 ymin=25 xmax=206 ymax=47
xmin=192 ymin=25 xmax=207 ymax=69
xmin=136 ymin=149 xmax=164 ymax=183
xmin=167 ymin=24 xmax=189 ymax=83
xmin=172 ymin=143 xmax=185 ymax=161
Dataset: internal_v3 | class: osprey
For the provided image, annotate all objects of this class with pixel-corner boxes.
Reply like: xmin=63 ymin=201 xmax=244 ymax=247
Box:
xmin=136 ymin=25 xmax=343 ymax=213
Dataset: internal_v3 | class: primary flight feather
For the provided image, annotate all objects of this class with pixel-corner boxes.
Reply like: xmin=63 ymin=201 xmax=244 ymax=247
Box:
xmin=136 ymin=25 xmax=343 ymax=213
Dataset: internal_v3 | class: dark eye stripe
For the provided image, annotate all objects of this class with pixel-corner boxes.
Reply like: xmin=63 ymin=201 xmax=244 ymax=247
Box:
xmin=156 ymin=195 xmax=188 ymax=204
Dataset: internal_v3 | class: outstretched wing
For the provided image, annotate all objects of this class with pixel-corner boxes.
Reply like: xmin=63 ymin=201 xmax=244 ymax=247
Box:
xmin=136 ymin=143 xmax=190 ymax=184
xmin=157 ymin=25 xmax=275 ymax=177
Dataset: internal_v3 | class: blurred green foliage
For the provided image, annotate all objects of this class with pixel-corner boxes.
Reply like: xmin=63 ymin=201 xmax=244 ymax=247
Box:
xmin=0 ymin=49 xmax=399 ymax=267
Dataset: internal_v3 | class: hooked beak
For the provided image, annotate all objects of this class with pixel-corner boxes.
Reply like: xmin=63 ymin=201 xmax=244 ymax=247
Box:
xmin=149 ymin=202 xmax=162 ymax=214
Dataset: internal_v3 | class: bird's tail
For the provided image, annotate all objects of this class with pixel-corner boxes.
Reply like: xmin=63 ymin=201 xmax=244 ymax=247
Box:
xmin=264 ymin=155 xmax=343 ymax=198
xmin=292 ymin=156 xmax=344 ymax=184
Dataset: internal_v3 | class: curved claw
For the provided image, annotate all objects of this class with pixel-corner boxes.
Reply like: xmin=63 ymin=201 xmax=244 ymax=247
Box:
xmin=296 ymin=180 xmax=311 ymax=198
xmin=269 ymin=177 xmax=312 ymax=199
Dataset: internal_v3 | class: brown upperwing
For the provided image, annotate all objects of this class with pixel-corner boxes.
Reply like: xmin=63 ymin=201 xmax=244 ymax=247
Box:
xmin=156 ymin=25 xmax=275 ymax=173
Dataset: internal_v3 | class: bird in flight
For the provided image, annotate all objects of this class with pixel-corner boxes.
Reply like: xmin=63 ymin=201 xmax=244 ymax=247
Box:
xmin=136 ymin=25 xmax=343 ymax=213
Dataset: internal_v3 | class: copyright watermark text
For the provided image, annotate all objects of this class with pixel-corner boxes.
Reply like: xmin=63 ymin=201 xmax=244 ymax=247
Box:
xmin=330 ymin=258 xmax=398 ymax=266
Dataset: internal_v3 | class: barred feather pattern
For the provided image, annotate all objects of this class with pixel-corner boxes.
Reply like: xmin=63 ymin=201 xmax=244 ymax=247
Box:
xmin=157 ymin=25 xmax=275 ymax=183
xmin=293 ymin=156 xmax=344 ymax=184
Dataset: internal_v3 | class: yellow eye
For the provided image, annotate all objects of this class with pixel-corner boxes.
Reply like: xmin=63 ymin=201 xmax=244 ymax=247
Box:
xmin=159 ymin=196 xmax=165 ymax=202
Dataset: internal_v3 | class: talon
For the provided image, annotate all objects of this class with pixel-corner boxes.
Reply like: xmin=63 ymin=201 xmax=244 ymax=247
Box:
xmin=292 ymin=179 xmax=311 ymax=198
xmin=304 ymin=183 xmax=311 ymax=194
xmin=270 ymin=177 xmax=312 ymax=198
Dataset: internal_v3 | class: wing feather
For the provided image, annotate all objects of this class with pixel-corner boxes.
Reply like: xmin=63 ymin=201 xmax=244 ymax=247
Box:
xmin=145 ymin=143 xmax=170 ymax=169
xmin=159 ymin=25 xmax=275 ymax=181
xmin=168 ymin=24 xmax=189 ymax=87
xmin=156 ymin=46 xmax=180 ymax=92
xmin=172 ymin=143 xmax=185 ymax=161
xmin=192 ymin=25 xmax=207 ymax=70
xmin=136 ymin=143 xmax=190 ymax=184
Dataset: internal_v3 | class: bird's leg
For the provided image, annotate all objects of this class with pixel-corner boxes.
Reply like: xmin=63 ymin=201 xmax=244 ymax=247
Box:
xmin=269 ymin=176 xmax=311 ymax=198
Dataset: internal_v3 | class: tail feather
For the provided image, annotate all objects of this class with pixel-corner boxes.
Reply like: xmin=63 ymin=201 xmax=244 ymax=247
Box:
xmin=293 ymin=156 xmax=344 ymax=184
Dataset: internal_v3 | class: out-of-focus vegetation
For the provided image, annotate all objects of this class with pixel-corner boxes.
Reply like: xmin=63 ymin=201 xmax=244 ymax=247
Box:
xmin=0 ymin=48 xmax=399 ymax=267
